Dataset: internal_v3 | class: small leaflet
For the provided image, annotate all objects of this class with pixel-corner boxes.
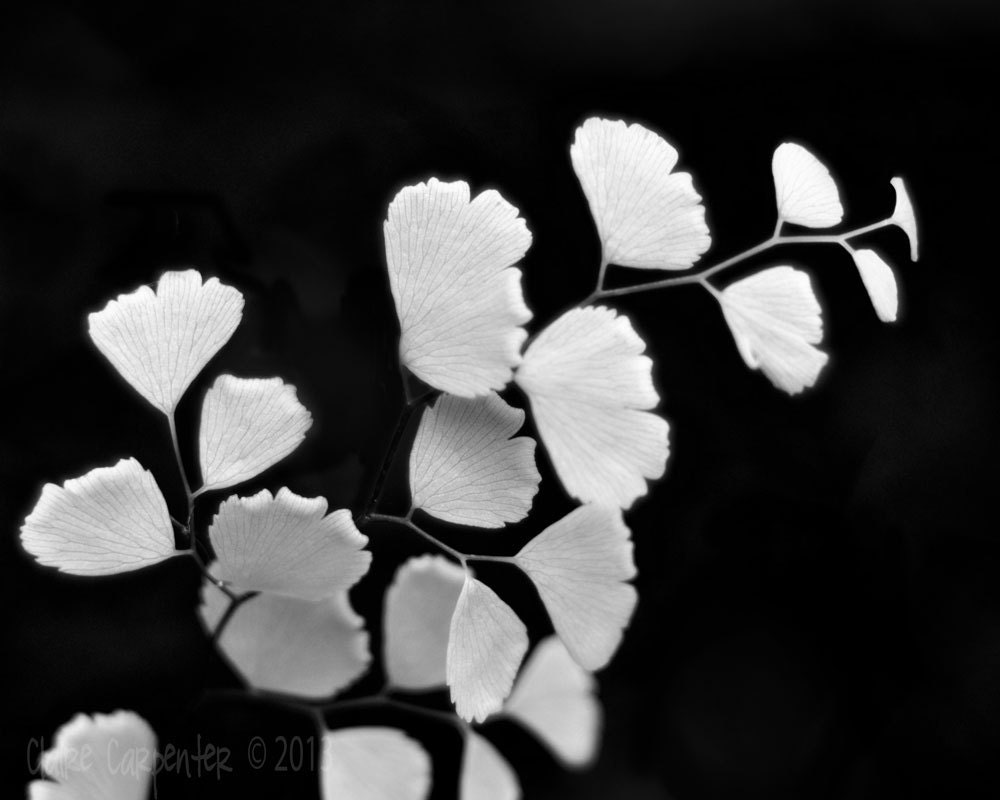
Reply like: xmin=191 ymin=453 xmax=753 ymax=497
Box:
xmin=20 ymin=458 xmax=177 ymax=576
xmin=198 ymin=375 xmax=312 ymax=494
xmin=570 ymin=117 xmax=711 ymax=270
xmin=515 ymin=305 xmax=669 ymax=508
xmin=88 ymin=269 xmax=244 ymax=414
xmin=199 ymin=580 xmax=370 ymax=699
xmin=410 ymin=392 xmax=540 ymax=528
xmin=514 ymin=506 xmax=637 ymax=671
xmin=383 ymin=555 xmax=468 ymax=690
xmin=447 ymin=576 xmax=528 ymax=722
xmin=772 ymin=142 xmax=844 ymax=228
xmin=28 ymin=710 xmax=156 ymax=800
xmin=458 ymin=731 xmax=521 ymax=800
xmin=719 ymin=265 xmax=829 ymax=395
xmin=851 ymin=248 xmax=899 ymax=323
xmin=384 ymin=178 xmax=532 ymax=397
xmin=321 ymin=727 xmax=432 ymax=800
xmin=890 ymin=176 xmax=919 ymax=261
xmin=505 ymin=637 xmax=601 ymax=767
xmin=208 ymin=488 xmax=371 ymax=601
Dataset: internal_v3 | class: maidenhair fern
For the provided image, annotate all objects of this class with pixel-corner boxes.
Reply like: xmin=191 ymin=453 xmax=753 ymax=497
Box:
xmin=22 ymin=116 xmax=918 ymax=800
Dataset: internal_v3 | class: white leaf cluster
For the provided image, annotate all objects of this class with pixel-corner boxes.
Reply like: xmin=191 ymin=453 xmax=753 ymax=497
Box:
xmin=714 ymin=144 xmax=918 ymax=393
xmin=21 ymin=270 xmax=319 ymax=577
xmin=21 ymin=117 xmax=919 ymax=800
xmin=383 ymin=506 xmax=636 ymax=723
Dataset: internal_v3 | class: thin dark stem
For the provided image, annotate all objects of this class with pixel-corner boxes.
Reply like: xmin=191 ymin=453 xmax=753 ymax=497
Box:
xmin=203 ymin=687 xmax=326 ymax=731
xmin=203 ymin=687 xmax=465 ymax=732
xmin=167 ymin=411 xmax=196 ymax=534
xmin=322 ymin=694 xmax=467 ymax=730
xmin=586 ymin=217 xmax=894 ymax=302
xmin=365 ymin=512 xmax=468 ymax=566
xmin=211 ymin=590 xmax=260 ymax=642
xmin=186 ymin=550 xmax=235 ymax=600
xmin=360 ymin=389 xmax=437 ymax=519
xmin=400 ymin=364 xmax=415 ymax=405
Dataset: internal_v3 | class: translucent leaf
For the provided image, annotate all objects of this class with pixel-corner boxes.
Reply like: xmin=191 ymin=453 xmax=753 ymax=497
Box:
xmin=515 ymin=305 xmax=669 ymax=509
xmin=383 ymin=555 xmax=467 ymax=690
xmin=505 ymin=637 xmax=601 ymax=766
xmin=772 ymin=142 xmax=844 ymax=228
xmin=208 ymin=488 xmax=370 ymax=601
xmin=199 ymin=580 xmax=370 ymax=699
xmin=447 ymin=576 xmax=528 ymax=722
xmin=198 ymin=375 xmax=312 ymax=494
xmin=88 ymin=269 xmax=244 ymax=414
xmin=321 ymin=727 xmax=431 ymax=800
xmin=570 ymin=117 xmax=711 ymax=271
xmin=20 ymin=458 xmax=177 ymax=576
xmin=384 ymin=178 xmax=532 ymax=397
xmin=851 ymin=248 xmax=898 ymax=323
xmin=890 ymin=176 xmax=919 ymax=261
xmin=719 ymin=266 xmax=829 ymax=395
xmin=514 ymin=506 xmax=636 ymax=671
xmin=410 ymin=393 xmax=540 ymax=527
xmin=459 ymin=731 xmax=520 ymax=800
xmin=28 ymin=710 xmax=155 ymax=800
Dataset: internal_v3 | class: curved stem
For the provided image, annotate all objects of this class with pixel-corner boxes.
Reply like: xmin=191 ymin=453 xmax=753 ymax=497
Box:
xmin=323 ymin=694 xmax=468 ymax=731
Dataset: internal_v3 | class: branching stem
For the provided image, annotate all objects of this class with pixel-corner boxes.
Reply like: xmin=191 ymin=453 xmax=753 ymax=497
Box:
xmin=202 ymin=687 xmax=468 ymax=734
xmin=363 ymin=512 xmax=517 ymax=568
xmin=586 ymin=217 xmax=894 ymax=302
xmin=322 ymin=694 xmax=467 ymax=730
xmin=365 ymin=512 xmax=468 ymax=566
xmin=210 ymin=589 xmax=260 ymax=642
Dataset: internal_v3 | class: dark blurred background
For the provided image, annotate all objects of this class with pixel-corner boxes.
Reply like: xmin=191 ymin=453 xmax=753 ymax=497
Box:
xmin=2 ymin=0 xmax=998 ymax=797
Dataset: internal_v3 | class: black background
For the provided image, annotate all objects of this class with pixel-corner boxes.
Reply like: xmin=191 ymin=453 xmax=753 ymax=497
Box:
xmin=2 ymin=1 xmax=999 ymax=798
